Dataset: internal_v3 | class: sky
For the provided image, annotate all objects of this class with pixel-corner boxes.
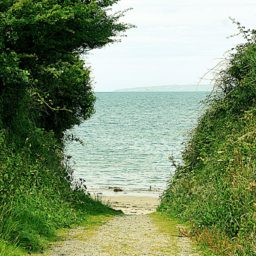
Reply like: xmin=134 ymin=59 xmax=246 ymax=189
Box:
xmin=83 ymin=0 xmax=256 ymax=92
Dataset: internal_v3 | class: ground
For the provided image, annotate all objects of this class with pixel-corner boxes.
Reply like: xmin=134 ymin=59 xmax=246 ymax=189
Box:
xmin=37 ymin=196 xmax=201 ymax=256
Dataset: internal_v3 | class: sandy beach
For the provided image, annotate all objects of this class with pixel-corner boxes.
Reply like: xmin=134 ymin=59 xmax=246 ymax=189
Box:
xmin=101 ymin=195 xmax=160 ymax=215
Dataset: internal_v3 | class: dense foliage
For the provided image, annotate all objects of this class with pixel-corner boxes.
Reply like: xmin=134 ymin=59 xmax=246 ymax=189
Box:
xmin=0 ymin=0 xmax=129 ymax=137
xmin=160 ymin=26 xmax=256 ymax=256
xmin=0 ymin=0 xmax=128 ymax=254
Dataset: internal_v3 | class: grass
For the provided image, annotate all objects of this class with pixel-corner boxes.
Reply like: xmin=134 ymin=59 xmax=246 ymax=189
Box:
xmin=159 ymin=59 xmax=256 ymax=255
xmin=160 ymin=104 xmax=256 ymax=255
xmin=150 ymin=212 xmax=179 ymax=237
xmin=0 ymin=193 xmax=120 ymax=256
xmin=0 ymin=240 xmax=25 ymax=256
xmin=160 ymin=30 xmax=256 ymax=255
xmin=150 ymin=212 xmax=207 ymax=255
xmin=0 ymin=1 xmax=126 ymax=254
xmin=0 ymin=127 xmax=120 ymax=255
xmin=30 ymin=214 xmax=116 ymax=256
xmin=150 ymin=212 xmax=180 ymax=255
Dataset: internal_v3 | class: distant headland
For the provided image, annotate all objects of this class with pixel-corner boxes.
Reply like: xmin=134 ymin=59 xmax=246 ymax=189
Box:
xmin=114 ymin=84 xmax=212 ymax=92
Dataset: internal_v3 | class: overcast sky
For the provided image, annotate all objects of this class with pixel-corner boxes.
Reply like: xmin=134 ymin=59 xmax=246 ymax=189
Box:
xmin=84 ymin=0 xmax=256 ymax=92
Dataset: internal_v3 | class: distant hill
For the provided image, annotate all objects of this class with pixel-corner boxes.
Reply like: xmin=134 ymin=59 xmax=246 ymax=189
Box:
xmin=115 ymin=84 xmax=213 ymax=92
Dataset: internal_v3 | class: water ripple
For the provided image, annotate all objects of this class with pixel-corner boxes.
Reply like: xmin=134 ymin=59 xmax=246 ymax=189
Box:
xmin=65 ymin=92 xmax=208 ymax=196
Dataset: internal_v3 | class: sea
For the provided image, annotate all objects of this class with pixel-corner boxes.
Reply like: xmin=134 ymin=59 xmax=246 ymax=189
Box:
xmin=65 ymin=92 xmax=209 ymax=197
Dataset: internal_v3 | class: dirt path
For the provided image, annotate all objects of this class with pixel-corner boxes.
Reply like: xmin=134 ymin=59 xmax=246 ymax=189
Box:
xmin=43 ymin=196 xmax=201 ymax=256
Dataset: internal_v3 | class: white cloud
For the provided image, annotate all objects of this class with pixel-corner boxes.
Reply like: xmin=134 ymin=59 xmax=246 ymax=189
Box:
xmin=85 ymin=0 xmax=256 ymax=91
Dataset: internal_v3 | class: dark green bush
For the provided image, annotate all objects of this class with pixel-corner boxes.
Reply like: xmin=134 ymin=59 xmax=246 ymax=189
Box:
xmin=0 ymin=0 xmax=129 ymax=254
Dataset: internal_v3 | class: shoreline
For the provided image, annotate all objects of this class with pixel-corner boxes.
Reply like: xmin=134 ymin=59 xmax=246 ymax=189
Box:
xmin=88 ymin=187 xmax=163 ymax=198
xmin=100 ymin=195 xmax=160 ymax=215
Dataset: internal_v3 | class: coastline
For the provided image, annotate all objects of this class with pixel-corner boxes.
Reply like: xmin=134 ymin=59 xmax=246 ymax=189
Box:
xmin=100 ymin=195 xmax=160 ymax=215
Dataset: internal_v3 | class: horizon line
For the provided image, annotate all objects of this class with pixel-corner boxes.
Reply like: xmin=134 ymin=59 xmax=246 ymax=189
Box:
xmin=94 ymin=90 xmax=212 ymax=93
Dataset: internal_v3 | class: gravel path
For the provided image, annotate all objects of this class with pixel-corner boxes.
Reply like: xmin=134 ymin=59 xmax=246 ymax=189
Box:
xmin=47 ymin=214 xmax=200 ymax=256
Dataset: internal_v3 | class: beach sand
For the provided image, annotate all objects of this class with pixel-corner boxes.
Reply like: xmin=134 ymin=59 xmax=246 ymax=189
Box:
xmin=101 ymin=195 xmax=160 ymax=215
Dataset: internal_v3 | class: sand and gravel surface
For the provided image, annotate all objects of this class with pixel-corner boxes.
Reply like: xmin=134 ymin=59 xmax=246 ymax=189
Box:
xmin=102 ymin=195 xmax=160 ymax=214
xmin=42 ymin=196 xmax=201 ymax=256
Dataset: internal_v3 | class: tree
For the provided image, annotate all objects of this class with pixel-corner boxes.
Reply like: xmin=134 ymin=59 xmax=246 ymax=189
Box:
xmin=0 ymin=0 xmax=129 ymax=138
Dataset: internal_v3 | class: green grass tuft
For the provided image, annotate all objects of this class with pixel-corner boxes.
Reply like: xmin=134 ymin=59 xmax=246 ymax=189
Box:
xmin=160 ymin=38 xmax=256 ymax=255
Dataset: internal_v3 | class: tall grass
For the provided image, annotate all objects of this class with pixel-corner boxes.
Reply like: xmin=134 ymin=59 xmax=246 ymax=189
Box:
xmin=160 ymin=27 xmax=256 ymax=256
xmin=0 ymin=124 xmax=118 ymax=254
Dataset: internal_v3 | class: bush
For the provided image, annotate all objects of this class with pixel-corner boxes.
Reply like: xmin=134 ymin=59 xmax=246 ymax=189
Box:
xmin=160 ymin=25 xmax=256 ymax=256
xmin=0 ymin=0 xmax=129 ymax=254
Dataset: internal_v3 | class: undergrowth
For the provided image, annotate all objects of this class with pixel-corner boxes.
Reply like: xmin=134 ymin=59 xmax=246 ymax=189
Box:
xmin=160 ymin=24 xmax=256 ymax=256
xmin=0 ymin=127 xmax=118 ymax=255
xmin=0 ymin=1 xmax=128 ymax=255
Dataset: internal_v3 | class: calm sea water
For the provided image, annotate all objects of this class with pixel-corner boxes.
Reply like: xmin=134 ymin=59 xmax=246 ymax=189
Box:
xmin=65 ymin=92 xmax=208 ymax=196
